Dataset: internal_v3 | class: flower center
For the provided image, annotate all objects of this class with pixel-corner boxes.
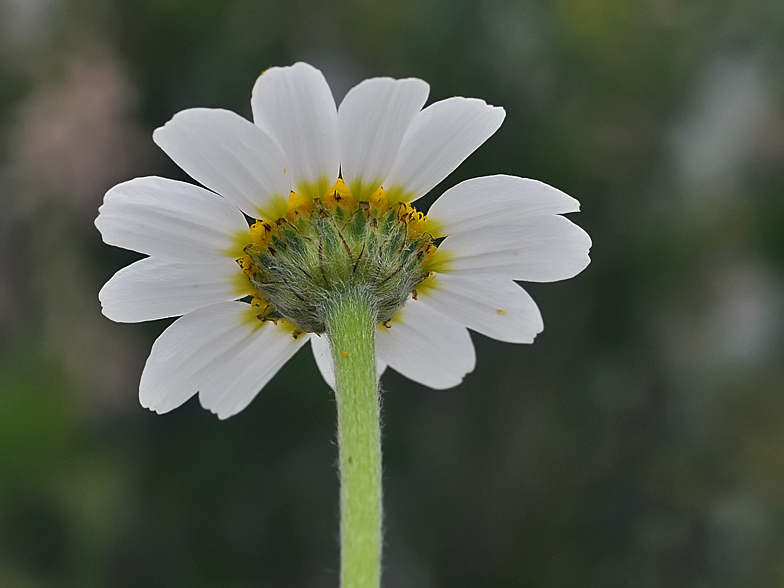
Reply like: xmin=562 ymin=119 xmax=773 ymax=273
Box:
xmin=237 ymin=179 xmax=436 ymax=333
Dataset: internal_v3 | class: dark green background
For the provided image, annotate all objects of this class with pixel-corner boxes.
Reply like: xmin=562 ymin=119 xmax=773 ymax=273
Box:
xmin=2 ymin=0 xmax=784 ymax=586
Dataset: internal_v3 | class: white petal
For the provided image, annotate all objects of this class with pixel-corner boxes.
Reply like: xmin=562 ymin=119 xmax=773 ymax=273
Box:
xmin=433 ymin=216 xmax=592 ymax=283
xmin=96 ymin=176 xmax=249 ymax=260
xmin=198 ymin=321 xmax=311 ymax=419
xmin=153 ymin=108 xmax=290 ymax=220
xmin=310 ymin=333 xmax=387 ymax=391
xmin=419 ymin=274 xmax=543 ymax=343
xmin=251 ymin=62 xmax=339 ymax=200
xmin=310 ymin=334 xmax=336 ymax=388
xmin=376 ymin=298 xmax=475 ymax=389
xmin=338 ymin=77 xmax=430 ymax=200
xmin=425 ymin=175 xmax=580 ymax=236
xmin=139 ymin=301 xmax=309 ymax=418
xmin=382 ymin=97 xmax=505 ymax=204
xmin=99 ymin=257 xmax=245 ymax=323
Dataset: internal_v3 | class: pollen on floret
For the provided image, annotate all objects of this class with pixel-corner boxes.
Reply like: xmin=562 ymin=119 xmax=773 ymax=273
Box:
xmin=368 ymin=187 xmax=389 ymax=215
xmin=422 ymin=245 xmax=438 ymax=264
xmin=323 ymin=178 xmax=356 ymax=214
xmin=397 ymin=202 xmax=426 ymax=235
xmin=250 ymin=221 xmax=273 ymax=246
xmin=237 ymin=255 xmax=254 ymax=276
xmin=287 ymin=191 xmax=313 ymax=221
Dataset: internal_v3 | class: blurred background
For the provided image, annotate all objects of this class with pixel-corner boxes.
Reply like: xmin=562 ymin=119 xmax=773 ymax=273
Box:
xmin=1 ymin=0 xmax=784 ymax=586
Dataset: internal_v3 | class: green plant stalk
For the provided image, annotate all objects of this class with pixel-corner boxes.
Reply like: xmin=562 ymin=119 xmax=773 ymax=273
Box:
xmin=325 ymin=288 xmax=382 ymax=588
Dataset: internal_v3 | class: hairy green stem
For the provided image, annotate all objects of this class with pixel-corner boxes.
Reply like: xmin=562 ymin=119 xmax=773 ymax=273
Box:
xmin=324 ymin=289 xmax=382 ymax=588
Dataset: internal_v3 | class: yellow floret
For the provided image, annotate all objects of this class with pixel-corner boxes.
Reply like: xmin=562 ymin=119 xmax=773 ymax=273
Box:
xmin=323 ymin=178 xmax=356 ymax=212
xmin=250 ymin=221 xmax=273 ymax=247
xmin=287 ymin=191 xmax=314 ymax=221
xmin=368 ymin=187 xmax=389 ymax=215
xmin=396 ymin=202 xmax=427 ymax=235
xmin=236 ymin=255 xmax=255 ymax=279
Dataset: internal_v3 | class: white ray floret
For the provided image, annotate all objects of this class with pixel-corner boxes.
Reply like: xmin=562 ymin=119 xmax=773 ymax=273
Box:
xmin=96 ymin=176 xmax=250 ymax=260
xmin=383 ymin=97 xmax=506 ymax=204
xmin=417 ymin=274 xmax=544 ymax=344
xmin=99 ymin=257 xmax=244 ymax=323
xmin=338 ymin=77 xmax=430 ymax=200
xmin=375 ymin=298 xmax=476 ymax=390
xmin=251 ymin=62 xmax=340 ymax=200
xmin=153 ymin=108 xmax=292 ymax=220
xmin=425 ymin=175 xmax=581 ymax=235
xmin=139 ymin=301 xmax=310 ymax=419
xmin=432 ymin=216 xmax=591 ymax=283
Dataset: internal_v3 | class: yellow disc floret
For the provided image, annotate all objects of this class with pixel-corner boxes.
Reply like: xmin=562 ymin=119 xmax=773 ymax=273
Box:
xmin=286 ymin=191 xmax=314 ymax=221
xmin=250 ymin=221 xmax=273 ymax=247
xmin=322 ymin=178 xmax=356 ymax=213
xmin=368 ymin=187 xmax=389 ymax=215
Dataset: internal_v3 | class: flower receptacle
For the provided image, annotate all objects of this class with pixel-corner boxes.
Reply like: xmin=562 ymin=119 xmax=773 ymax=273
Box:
xmin=241 ymin=183 xmax=435 ymax=334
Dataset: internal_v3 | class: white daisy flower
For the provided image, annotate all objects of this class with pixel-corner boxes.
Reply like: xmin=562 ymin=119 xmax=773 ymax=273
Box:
xmin=96 ymin=62 xmax=591 ymax=419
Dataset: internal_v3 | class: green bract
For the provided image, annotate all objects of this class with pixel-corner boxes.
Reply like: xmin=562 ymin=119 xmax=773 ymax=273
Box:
xmin=241 ymin=186 xmax=434 ymax=334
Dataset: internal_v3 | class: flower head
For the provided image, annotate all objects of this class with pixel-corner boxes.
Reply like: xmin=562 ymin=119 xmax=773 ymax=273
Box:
xmin=96 ymin=62 xmax=591 ymax=419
